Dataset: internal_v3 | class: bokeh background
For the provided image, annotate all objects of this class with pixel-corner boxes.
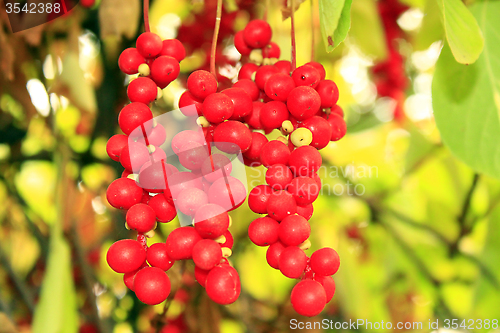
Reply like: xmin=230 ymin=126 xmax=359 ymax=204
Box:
xmin=1 ymin=0 xmax=500 ymax=332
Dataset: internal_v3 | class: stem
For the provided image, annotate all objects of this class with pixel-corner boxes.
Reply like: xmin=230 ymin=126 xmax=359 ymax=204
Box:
xmin=210 ymin=0 xmax=223 ymax=79
xmin=263 ymin=0 xmax=270 ymax=22
xmin=290 ymin=0 xmax=297 ymax=70
xmin=144 ymin=0 xmax=151 ymax=33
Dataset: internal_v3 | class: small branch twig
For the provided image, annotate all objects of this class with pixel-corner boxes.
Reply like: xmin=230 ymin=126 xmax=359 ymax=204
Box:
xmin=210 ymin=0 xmax=223 ymax=79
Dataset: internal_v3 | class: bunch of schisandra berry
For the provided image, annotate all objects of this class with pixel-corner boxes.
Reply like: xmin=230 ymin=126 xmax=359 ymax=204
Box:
xmin=105 ymin=31 xmax=241 ymax=306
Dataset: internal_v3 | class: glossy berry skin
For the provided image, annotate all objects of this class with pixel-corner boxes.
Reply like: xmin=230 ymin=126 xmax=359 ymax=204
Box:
xmin=233 ymin=79 xmax=259 ymax=101
xmin=305 ymin=61 xmax=326 ymax=81
xmin=330 ymin=104 xmax=344 ymax=117
xmin=118 ymin=48 xmax=146 ymax=75
xmin=274 ymin=60 xmax=292 ymax=75
xmin=260 ymin=101 xmax=289 ymax=130
xmin=244 ymin=101 xmax=264 ymax=129
xmin=265 ymin=164 xmax=293 ymax=190
xmin=255 ymin=65 xmax=279 ymax=90
xmin=208 ymin=176 xmax=247 ymax=211
xmin=287 ymin=86 xmax=321 ymax=121
xmin=134 ymin=267 xmax=171 ymax=305
xmin=177 ymin=141 xmax=209 ymax=170
xmin=267 ymin=190 xmax=297 ymax=221
xmin=126 ymin=203 xmax=157 ymax=233
xmin=136 ymin=32 xmax=163 ymax=58
xmin=248 ymin=185 xmax=274 ymax=214
xmin=278 ymin=246 xmax=307 ymax=278
xmin=147 ymin=243 xmax=174 ymax=271
xmin=243 ymin=19 xmax=272 ymax=49
xmin=266 ymin=241 xmax=286 ymax=269
xmin=171 ymin=130 xmax=205 ymax=154
xmin=106 ymin=239 xmax=146 ymax=273
xmin=176 ymin=188 xmax=209 ymax=216
xmin=166 ymin=172 xmax=203 ymax=198
xmin=296 ymin=203 xmax=314 ymax=220
xmin=234 ymin=30 xmax=252 ymax=56
xmin=159 ymin=39 xmax=186 ymax=62
xmin=213 ymin=120 xmax=252 ymax=153
xmin=148 ymin=194 xmax=177 ymax=223
xmin=151 ymin=56 xmax=180 ymax=89
xmin=201 ymin=154 xmax=232 ymax=183
xmin=322 ymin=113 xmax=346 ymax=141
xmin=123 ymin=262 xmax=148 ymax=291
xmin=205 ymin=265 xmax=241 ymax=305
xmin=187 ymin=70 xmax=218 ymax=100
xmin=222 ymin=87 xmax=253 ymax=120
xmin=244 ymin=132 xmax=268 ymax=161
xmin=118 ymin=102 xmax=153 ymax=135
xmin=238 ymin=63 xmax=259 ymax=80
xmin=106 ymin=178 xmax=144 ymax=210
xmin=220 ymin=230 xmax=234 ymax=249
xmin=278 ymin=215 xmax=311 ymax=246
xmin=316 ymin=80 xmax=340 ymax=108
xmin=178 ymin=90 xmax=203 ymax=117
xmin=292 ymin=65 xmax=321 ymax=88
xmin=264 ymin=73 xmax=295 ymax=102
xmin=248 ymin=217 xmax=280 ymax=246
xmin=315 ymin=275 xmax=336 ymax=302
xmin=127 ymin=77 xmax=157 ymax=105
xmin=106 ymin=134 xmax=128 ymax=161
xmin=166 ymin=227 xmax=202 ymax=260
xmin=291 ymin=280 xmax=327 ymax=317
xmin=192 ymin=239 xmax=223 ymax=270
xmin=194 ymin=266 xmax=210 ymax=287
xmin=194 ymin=204 xmax=230 ymax=239
xmin=137 ymin=124 xmax=166 ymax=146
xmin=262 ymin=42 xmax=280 ymax=58
xmin=288 ymin=146 xmax=322 ymax=176
xmin=310 ymin=247 xmax=340 ymax=276
xmin=300 ymin=116 xmax=332 ymax=149
xmin=119 ymin=142 xmax=150 ymax=172
xmin=202 ymin=93 xmax=234 ymax=123
xmin=287 ymin=176 xmax=320 ymax=205
xmin=260 ymin=140 xmax=291 ymax=167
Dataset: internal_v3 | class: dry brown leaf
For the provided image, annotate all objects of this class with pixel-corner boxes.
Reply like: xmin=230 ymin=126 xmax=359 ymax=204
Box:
xmin=281 ymin=0 xmax=307 ymax=20
xmin=0 ymin=313 xmax=19 ymax=333
xmin=99 ymin=0 xmax=141 ymax=40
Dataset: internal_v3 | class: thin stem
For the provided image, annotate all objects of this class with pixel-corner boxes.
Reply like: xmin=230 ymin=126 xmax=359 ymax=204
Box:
xmin=263 ymin=0 xmax=270 ymax=21
xmin=144 ymin=0 xmax=151 ymax=33
xmin=210 ymin=0 xmax=223 ymax=79
xmin=290 ymin=0 xmax=297 ymax=70
xmin=310 ymin=0 xmax=315 ymax=61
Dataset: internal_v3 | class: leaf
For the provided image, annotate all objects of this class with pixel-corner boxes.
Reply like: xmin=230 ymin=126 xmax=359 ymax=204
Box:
xmin=99 ymin=0 xmax=140 ymax=40
xmin=432 ymin=1 xmax=500 ymax=178
xmin=32 ymin=233 xmax=78 ymax=333
xmin=350 ymin=0 xmax=387 ymax=61
xmin=414 ymin=0 xmax=444 ymax=51
xmin=59 ymin=53 xmax=97 ymax=113
xmin=436 ymin=0 xmax=484 ymax=64
xmin=318 ymin=0 xmax=352 ymax=52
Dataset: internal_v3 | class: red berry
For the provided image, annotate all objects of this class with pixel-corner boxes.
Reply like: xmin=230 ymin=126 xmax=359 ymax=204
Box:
xmin=248 ymin=217 xmax=280 ymax=246
xmin=292 ymin=65 xmax=321 ymax=88
xmin=255 ymin=65 xmax=279 ymax=90
xmin=80 ymin=0 xmax=95 ymax=8
xmin=287 ymin=176 xmax=320 ymax=205
xmin=265 ymin=164 xmax=293 ymax=190
xmin=300 ymin=116 xmax=332 ymax=149
xmin=278 ymin=246 xmax=307 ymax=278
xmin=202 ymin=93 xmax=234 ymax=123
xmin=310 ymin=247 xmax=340 ymax=276
xmin=106 ymin=134 xmax=128 ymax=161
xmin=260 ymin=101 xmax=289 ymax=130
xmin=262 ymin=42 xmax=280 ymax=58
xmin=187 ymin=70 xmax=218 ymax=100
xmin=234 ymin=30 xmax=252 ymax=56
xmin=119 ymin=142 xmax=150 ymax=172
xmin=244 ymin=101 xmax=264 ymax=129
xmin=148 ymin=194 xmax=177 ymax=223
xmin=243 ymin=132 xmax=268 ymax=161
xmin=267 ymin=190 xmax=297 ymax=221
xmin=106 ymin=178 xmax=144 ymax=210
xmin=151 ymin=56 xmax=180 ymax=89
xmin=266 ymin=241 xmax=285 ymax=269
xmin=194 ymin=266 xmax=210 ymax=287
xmin=305 ymin=61 xmax=326 ymax=80
xmin=126 ymin=203 xmax=156 ymax=233
xmin=296 ymin=203 xmax=314 ymax=220
xmin=322 ymin=113 xmax=346 ymax=141
xmin=106 ymin=239 xmax=146 ymax=273
xmin=213 ymin=120 xmax=253 ymax=153
xmin=207 ymin=176 xmax=247 ymax=211
xmin=118 ymin=48 xmax=146 ymax=75
xmin=220 ymin=230 xmax=234 ymax=249
xmin=238 ymin=63 xmax=259 ymax=80
xmin=222 ymin=87 xmax=253 ymax=120
xmin=177 ymin=141 xmax=210 ymax=170
xmin=233 ymin=79 xmax=260 ymax=101
xmin=179 ymin=90 xmax=203 ymax=117
xmin=176 ymin=188 xmax=209 ymax=216
xmin=205 ymin=265 xmax=241 ymax=304
xmin=248 ymin=184 xmax=274 ymax=214
xmin=159 ymin=39 xmax=186 ymax=62
xmin=290 ymin=280 xmax=326 ymax=316
xmin=287 ymin=86 xmax=321 ymax=120
xmin=264 ymin=73 xmax=295 ymax=102
xmin=201 ymin=154 xmax=232 ymax=183
xmin=278 ymin=215 xmax=311 ymax=246
xmin=136 ymin=32 xmax=163 ymax=58
xmin=288 ymin=146 xmax=322 ymax=176
xmin=274 ymin=60 xmax=292 ymax=75
xmin=316 ymin=80 xmax=339 ymax=108
xmin=260 ymin=140 xmax=291 ymax=167
xmin=134 ymin=267 xmax=171 ymax=305
xmin=315 ymin=275 xmax=336 ymax=302
xmin=147 ymin=243 xmax=174 ymax=271
xmin=171 ymin=130 xmax=206 ymax=154
xmin=192 ymin=239 xmax=223 ymax=270
xmin=330 ymin=104 xmax=344 ymax=117
xmin=123 ymin=262 xmax=149 ymax=291
xmin=166 ymin=171 xmax=203 ymax=198
xmin=127 ymin=77 xmax=157 ymax=104
xmin=166 ymin=226 xmax=202 ymax=260
xmin=194 ymin=203 xmax=230 ymax=239
xmin=243 ymin=19 xmax=272 ymax=49
xmin=118 ymin=102 xmax=153 ymax=135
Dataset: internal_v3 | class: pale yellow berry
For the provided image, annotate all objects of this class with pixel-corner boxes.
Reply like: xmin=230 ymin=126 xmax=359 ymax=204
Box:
xmin=127 ymin=174 xmax=138 ymax=181
xmin=196 ymin=116 xmax=210 ymax=128
xmin=249 ymin=49 xmax=263 ymax=65
xmin=156 ymin=87 xmax=163 ymax=100
xmin=145 ymin=230 xmax=155 ymax=238
xmin=147 ymin=145 xmax=156 ymax=153
xmin=222 ymin=247 xmax=232 ymax=257
xmin=270 ymin=57 xmax=279 ymax=65
xmin=290 ymin=128 xmax=313 ymax=147
xmin=138 ymin=63 xmax=150 ymax=76
xmin=299 ymin=239 xmax=311 ymax=251
xmin=262 ymin=58 xmax=272 ymax=65
xmin=277 ymin=137 xmax=288 ymax=144
xmin=251 ymin=72 xmax=256 ymax=81
xmin=125 ymin=222 xmax=131 ymax=230
xmin=281 ymin=120 xmax=294 ymax=134
xmin=214 ymin=235 xmax=227 ymax=244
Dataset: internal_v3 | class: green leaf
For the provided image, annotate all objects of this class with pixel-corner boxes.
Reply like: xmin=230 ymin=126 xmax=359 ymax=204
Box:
xmin=318 ymin=0 xmax=352 ymax=52
xmin=432 ymin=1 xmax=500 ymax=178
xmin=32 ymin=233 xmax=78 ymax=333
xmin=350 ymin=0 xmax=387 ymax=60
xmin=414 ymin=0 xmax=444 ymax=51
xmin=436 ymin=0 xmax=484 ymax=64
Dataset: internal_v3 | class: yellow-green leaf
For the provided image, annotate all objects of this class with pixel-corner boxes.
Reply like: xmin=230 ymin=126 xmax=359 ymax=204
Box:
xmin=319 ymin=0 xmax=352 ymax=52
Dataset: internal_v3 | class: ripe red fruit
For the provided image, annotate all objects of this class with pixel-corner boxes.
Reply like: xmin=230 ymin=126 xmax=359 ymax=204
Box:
xmin=260 ymin=101 xmax=289 ymax=130
xmin=166 ymin=227 xmax=202 ymax=260
xmin=296 ymin=203 xmax=314 ymax=220
xmin=147 ymin=243 xmax=174 ymax=271
xmin=238 ymin=63 xmax=259 ymax=81
xmin=192 ymin=239 xmax=223 ymax=270
xmin=213 ymin=120 xmax=253 ymax=153
xmin=287 ymin=176 xmax=320 ymax=205
xmin=262 ymin=42 xmax=280 ymax=58
xmin=201 ymin=154 xmax=232 ymax=183
xmin=234 ymin=30 xmax=252 ymax=56
xmin=244 ymin=132 xmax=268 ymax=161
xmin=178 ymin=90 xmax=203 ymax=117
xmin=287 ymin=86 xmax=321 ymax=120
xmin=248 ymin=217 xmax=280 ymax=246
xmin=220 ymin=230 xmax=234 ymax=249
xmin=310 ymin=247 xmax=340 ymax=276
xmin=233 ymin=79 xmax=259 ymax=101
xmin=208 ymin=176 xmax=247 ymax=211
xmin=123 ymin=262 xmax=148 ymax=291
xmin=292 ymin=65 xmax=321 ymax=88
xmin=106 ymin=239 xmax=146 ymax=273
xmin=267 ymin=190 xmax=297 ymax=221
xmin=176 ymin=188 xmax=209 ymax=216
xmin=305 ymin=61 xmax=326 ymax=80
xmin=291 ymin=280 xmax=327 ymax=317
xmin=274 ymin=60 xmax=292 ymax=75
xmin=316 ymin=80 xmax=339 ymax=108
xmin=126 ymin=203 xmax=157 ymax=233
xmin=137 ymin=124 xmax=166 ymax=146
xmin=159 ymin=39 xmax=186 ymax=62
xmin=187 ymin=70 xmax=218 ymax=100
xmin=106 ymin=134 xmax=128 ymax=161
xmin=202 ymin=93 xmax=234 ymax=123
xmin=266 ymin=241 xmax=286 ymax=269
xmin=171 ymin=130 xmax=206 ymax=154
xmin=260 ymin=140 xmax=291 ymax=167
xmin=177 ymin=141 xmax=209 ymax=170
xmin=330 ymin=104 xmax=344 ymax=117
xmin=106 ymin=178 xmax=144 ymax=210
xmin=264 ymin=73 xmax=295 ymax=102
xmin=151 ymin=56 xmax=180 ymax=88
xmin=315 ymin=275 xmax=336 ymax=302
xmin=244 ymin=101 xmax=264 ymax=129
xmin=148 ymin=194 xmax=177 ymax=223
xmin=265 ymin=164 xmax=293 ymax=190
xmin=118 ymin=48 xmax=146 ymax=75
xmin=118 ymin=102 xmax=153 ymax=136
xmin=136 ymin=32 xmax=163 ymax=58
xmin=166 ymin=172 xmax=203 ymax=198
xmin=248 ymin=184 xmax=274 ymax=214
xmin=243 ymin=19 xmax=272 ymax=49
xmin=300 ymin=116 xmax=332 ymax=149
xmin=134 ymin=267 xmax=171 ymax=305
xmin=255 ymin=65 xmax=279 ymax=90
xmin=194 ymin=203 xmax=230 ymax=239
xmin=288 ymin=146 xmax=322 ymax=176
xmin=278 ymin=246 xmax=307 ymax=278
xmin=322 ymin=113 xmax=347 ymax=141
xmin=205 ymin=265 xmax=241 ymax=304
xmin=278 ymin=215 xmax=311 ymax=246
xmin=222 ymin=87 xmax=253 ymax=120
xmin=119 ymin=142 xmax=150 ymax=172
xmin=194 ymin=266 xmax=210 ymax=287
xmin=127 ymin=77 xmax=157 ymax=105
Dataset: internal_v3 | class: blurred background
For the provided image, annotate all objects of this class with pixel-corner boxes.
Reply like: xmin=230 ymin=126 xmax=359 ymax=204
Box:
xmin=1 ymin=0 xmax=500 ymax=332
